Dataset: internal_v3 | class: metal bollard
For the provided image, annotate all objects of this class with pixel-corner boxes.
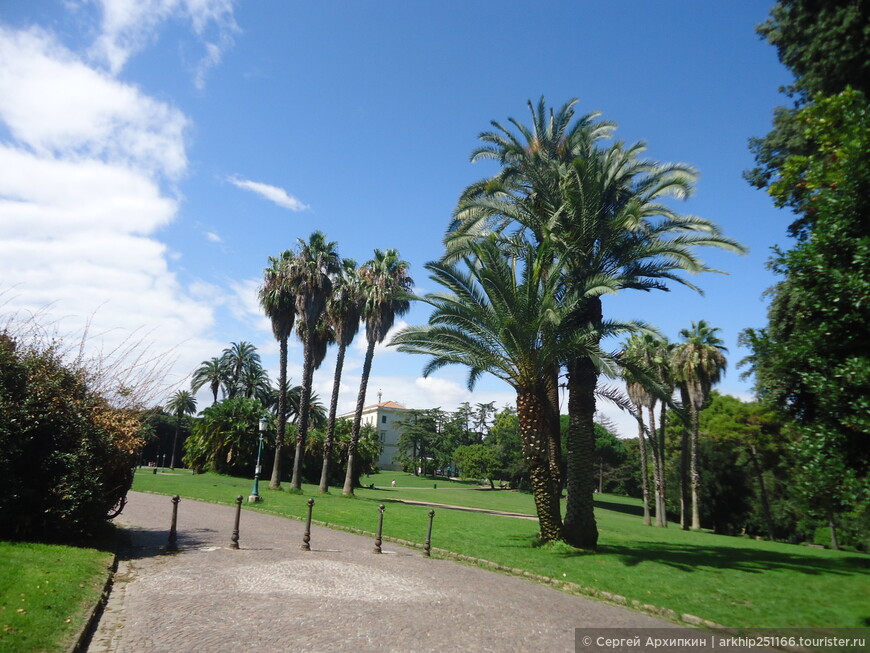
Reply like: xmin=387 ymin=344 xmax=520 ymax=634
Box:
xmin=373 ymin=504 xmax=385 ymax=554
xmin=302 ymin=498 xmax=314 ymax=551
xmin=167 ymin=495 xmax=180 ymax=552
xmin=230 ymin=495 xmax=242 ymax=549
xmin=424 ymin=509 xmax=435 ymax=557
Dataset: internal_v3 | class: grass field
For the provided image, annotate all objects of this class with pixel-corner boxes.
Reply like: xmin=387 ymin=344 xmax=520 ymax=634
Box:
xmin=132 ymin=469 xmax=869 ymax=630
xmin=0 ymin=540 xmax=114 ymax=653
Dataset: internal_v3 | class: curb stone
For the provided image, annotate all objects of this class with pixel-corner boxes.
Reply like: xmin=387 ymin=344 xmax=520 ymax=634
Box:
xmin=66 ymin=553 xmax=118 ymax=653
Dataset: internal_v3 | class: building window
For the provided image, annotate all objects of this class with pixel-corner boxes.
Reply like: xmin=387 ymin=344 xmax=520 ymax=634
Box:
xmin=381 ymin=415 xmax=387 ymax=424
xmin=380 ymin=431 xmax=386 ymax=442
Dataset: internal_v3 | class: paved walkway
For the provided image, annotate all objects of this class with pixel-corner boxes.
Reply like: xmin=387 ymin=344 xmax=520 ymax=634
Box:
xmin=87 ymin=491 xmax=680 ymax=653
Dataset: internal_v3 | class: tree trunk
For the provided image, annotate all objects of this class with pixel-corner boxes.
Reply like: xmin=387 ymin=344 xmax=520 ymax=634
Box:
xmin=269 ymin=336 xmax=288 ymax=489
xmin=635 ymin=407 xmax=651 ymax=526
xmin=319 ymin=341 xmax=346 ymax=493
xmin=827 ymin=505 xmax=840 ymax=550
xmin=563 ymin=358 xmax=599 ymax=549
xmin=170 ymin=415 xmax=180 ymax=470
xmin=657 ymin=400 xmax=668 ymax=528
xmin=516 ymin=389 xmax=563 ymax=543
xmin=546 ymin=366 xmax=563 ymax=506
xmin=343 ymin=337 xmax=376 ymax=496
xmin=291 ymin=324 xmax=316 ymax=490
xmin=647 ymin=404 xmax=664 ymax=526
xmin=688 ymin=389 xmax=702 ymax=531
xmin=679 ymin=386 xmax=690 ymax=530
xmin=749 ymin=444 xmax=775 ymax=541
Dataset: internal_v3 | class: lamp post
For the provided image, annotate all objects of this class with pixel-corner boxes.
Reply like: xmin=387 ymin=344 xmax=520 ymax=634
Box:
xmin=249 ymin=416 xmax=268 ymax=503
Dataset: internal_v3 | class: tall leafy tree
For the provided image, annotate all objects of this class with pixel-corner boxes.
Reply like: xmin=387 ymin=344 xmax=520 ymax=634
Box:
xmin=165 ymin=389 xmax=197 ymax=469
xmin=220 ymin=342 xmax=262 ymax=399
xmin=287 ymin=232 xmax=341 ymax=491
xmin=343 ymin=248 xmax=413 ymax=495
xmin=191 ymin=357 xmax=224 ymax=405
xmin=672 ymin=320 xmax=728 ymax=531
xmin=392 ymin=238 xmax=569 ymax=540
xmin=319 ymin=258 xmax=362 ymax=493
xmin=259 ymin=250 xmax=296 ymax=489
xmin=448 ymin=98 xmax=746 ymax=548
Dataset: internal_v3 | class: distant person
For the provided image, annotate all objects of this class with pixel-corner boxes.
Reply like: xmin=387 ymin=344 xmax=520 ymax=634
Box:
xmin=391 ymin=480 xmax=396 ymax=487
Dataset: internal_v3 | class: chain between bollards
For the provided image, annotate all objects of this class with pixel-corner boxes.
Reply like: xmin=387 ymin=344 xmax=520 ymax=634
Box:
xmin=424 ymin=509 xmax=435 ymax=557
xmin=302 ymin=497 xmax=314 ymax=551
xmin=373 ymin=504 xmax=385 ymax=554
xmin=230 ymin=495 xmax=242 ymax=549
xmin=166 ymin=495 xmax=180 ymax=552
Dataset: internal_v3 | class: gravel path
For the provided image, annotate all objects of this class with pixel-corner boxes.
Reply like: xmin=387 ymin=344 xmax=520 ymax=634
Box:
xmin=86 ymin=491 xmax=681 ymax=653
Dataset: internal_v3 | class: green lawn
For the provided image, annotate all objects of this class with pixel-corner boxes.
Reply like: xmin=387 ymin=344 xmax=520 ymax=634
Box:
xmin=0 ymin=541 xmax=113 ymax=653
xmin=133 ymin=469 xmax=869 ymax=630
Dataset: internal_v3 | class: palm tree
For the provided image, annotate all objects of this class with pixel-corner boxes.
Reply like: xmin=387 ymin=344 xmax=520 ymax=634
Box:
xmin=622 ymin=334 xmax=672 ymax=527
xmin=287 ymin=232 xmax=341 ymax=491
xmin=448 ymin=98 xmax=747 ymax=548
xmin=622 ymin=344 xmax=653 ymax=526
xmin=319 ymin=258 xmax=362 ymax=493
xmin=191 ymin=357 xmax=224 ymax=405
xmin=220 ymin=341 xmax=262 ymax=399
xmin=259 ymin=250 xmax=296 ymax=489
xmin=165 ymin=389 xmax=197 ymax=469
xmin=392 ymin=238 xmax=567 ymax=540
xmin=342 ymin=248 xmax=412 ymax=496
xmin=672 ymin=320 xmax=728 ymax=531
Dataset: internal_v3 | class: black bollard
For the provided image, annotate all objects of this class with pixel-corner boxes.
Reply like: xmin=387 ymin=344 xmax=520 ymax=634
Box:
xmin=302 ymin=498 xmax=314 ymax=551
xmin=167 ymin=495 xmax=180 ymax=552
xmin=230 ymin=495 xmax=242 ymax=549
xmin=374 ymin=504 xmax=385 ymax=554
xmin=424 ymin=509 xmax=435 ymax=557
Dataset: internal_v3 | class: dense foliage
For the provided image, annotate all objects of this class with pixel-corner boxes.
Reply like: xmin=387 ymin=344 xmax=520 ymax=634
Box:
xmin=0 ymin=334 xmax=144 ymax=539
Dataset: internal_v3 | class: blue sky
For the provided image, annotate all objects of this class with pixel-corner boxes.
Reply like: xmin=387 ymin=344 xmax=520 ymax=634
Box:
xmin=0 ymin=1 xmax=794 ymax=435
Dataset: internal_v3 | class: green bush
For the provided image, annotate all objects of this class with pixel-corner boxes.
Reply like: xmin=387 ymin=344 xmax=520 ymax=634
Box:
xmin=0 ymin=334 xmax=144 ymax=540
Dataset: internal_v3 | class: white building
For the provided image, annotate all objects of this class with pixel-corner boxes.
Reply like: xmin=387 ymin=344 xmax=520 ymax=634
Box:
xmin=340 ymin=400 xmax=409 ymax=471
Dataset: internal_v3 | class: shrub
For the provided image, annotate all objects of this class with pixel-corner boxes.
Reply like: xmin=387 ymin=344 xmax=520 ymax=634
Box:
xmin=0 ymin=334 xmax=146 ymax=539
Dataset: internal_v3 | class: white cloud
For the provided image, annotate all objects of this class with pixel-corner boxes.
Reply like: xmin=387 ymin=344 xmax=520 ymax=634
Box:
xmin=227 ymin=176 xmax=310 ymax=211
xmin=88 ymin=0 xmax=238 ymax=87
xmin=205 ymin=231 xmax=222 ymax=243
xmin=0 ymin=23 xmax=221 ymax=401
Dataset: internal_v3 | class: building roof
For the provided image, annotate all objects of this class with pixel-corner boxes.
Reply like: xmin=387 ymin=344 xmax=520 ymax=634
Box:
xmin=338 ymin=400 xmax=408 ymax=419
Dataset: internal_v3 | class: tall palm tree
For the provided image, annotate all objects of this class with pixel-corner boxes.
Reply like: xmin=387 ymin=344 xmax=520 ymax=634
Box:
xmin=342 ymin=248 xmax=412 ymax=496
xmin=672 ymin=320 xmax=728 ymax=531
xmin=319 ymin=258 xmax=362 ymax=493
xmin=287 ymin=232 xmax=341 ymax=491
xmin=622 ymin=344 xmax=653 ymax=526
xmin=392 ymin=238 xmax=568 ymax=540
xmin=191 ymin=357 xmax=224 ymax=405
xmin=448 ymin=98 xmax=747 ymax=548
xmin=220 ymin=341 xmax=262 ymax=399
xmin=259 ymin=250 xmax=296 ymax=489
xmin=165 ymin=389 xmax=197 ymax=469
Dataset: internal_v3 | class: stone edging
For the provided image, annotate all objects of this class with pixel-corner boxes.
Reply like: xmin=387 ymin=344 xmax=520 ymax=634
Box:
xmin=66 ymin=552 xmax=119 ymax=653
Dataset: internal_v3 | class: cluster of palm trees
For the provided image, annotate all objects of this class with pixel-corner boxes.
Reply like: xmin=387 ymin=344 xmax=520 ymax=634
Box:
xmin=392 ymin=98 xmax=745 ymax=549
xmin=258 ymin=234 xmax=413 ymax=495
xmin=622 ymin=321 xmax=729 ymax=531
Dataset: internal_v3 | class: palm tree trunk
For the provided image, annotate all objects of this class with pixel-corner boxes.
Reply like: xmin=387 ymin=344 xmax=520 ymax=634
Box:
xmin=562 ymin=358 xmax=599 ymax=549
xmin=657 ymin=401 xmax=668 ymax=528
xmin=170 ymin=415 xmax=180 ymax=470
xmin=270 ymin=336 xmax=288 ymax=489
xmin=688 ymin=397 xmax=702 ymax=531
xmin=291 ymin=326 xmax=315 ymax=490
xmin=827 ymin=505 xmax=840 ymax=550
xmin=679 ymin=387 xmax=690 ymax=530
xmin=516 ymin=389 xmax=563 ymax=543
xmin=647 ymin=405 xmax=666 ymax=527
xmin=343 ymin=337 xmax=376 ymax=496
xmin=546 ymin=367 xmax=563 ymax=507
xmin=319 ymin=342 xmax=346 ymax=493
xmin=636 ymin=408 xmax=651 ymax=526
